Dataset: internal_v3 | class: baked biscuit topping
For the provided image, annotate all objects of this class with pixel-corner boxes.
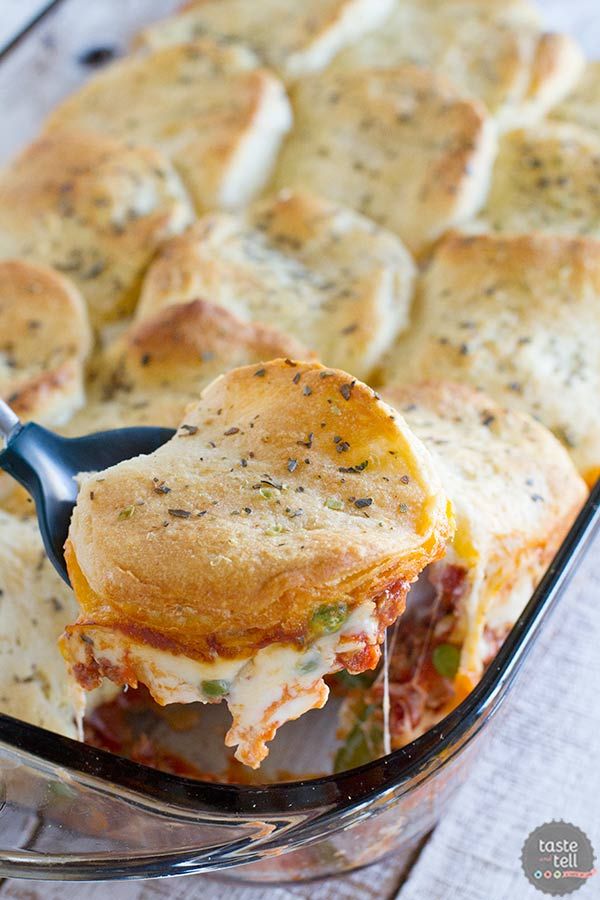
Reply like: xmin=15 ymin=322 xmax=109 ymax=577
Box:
xmin=136 ymin=0 xmax=394 ymax=81
xmin=479 ymin=123 xmax=600 ymax=238
xmin=273 ymin=65 xmax=496 ymax=252
xmin=0 ymin=258 xmax=91 ymax=425
xmin=137 ymin=190 xmax=416 ymax=379
xmin=0 ymin=131 xmax=193 ymax=328
xmin=335 ymin=381 xmax=585 ymax=765
xmin=381 ymin=231 xmax=600 ymax=484
xmin=61 ymin=359 xmax=452 ymax=766
xmin=46 ymin=40 xmax=292 ymax=213
xmin=64 ymin=298 xmax=309 ymax=434
xmin=330 ymin=0 xmax=583 ymax=130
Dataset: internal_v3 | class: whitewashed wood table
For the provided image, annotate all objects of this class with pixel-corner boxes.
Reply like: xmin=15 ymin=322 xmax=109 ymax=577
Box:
xmin=0 ymin=2 xmax=598 ymax=898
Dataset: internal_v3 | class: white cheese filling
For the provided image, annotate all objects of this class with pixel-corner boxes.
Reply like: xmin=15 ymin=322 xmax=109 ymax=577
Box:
xmin=67 ymin=599 xmax=379 ymax=768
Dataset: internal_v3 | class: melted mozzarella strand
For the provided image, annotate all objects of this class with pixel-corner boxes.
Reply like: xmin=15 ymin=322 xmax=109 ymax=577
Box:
xmin=382 ymin=632 xmax=391 ymax=756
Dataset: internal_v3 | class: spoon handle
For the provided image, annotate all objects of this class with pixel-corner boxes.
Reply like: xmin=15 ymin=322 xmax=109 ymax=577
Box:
xmin=0 ymin=399 xmax=20 ymax=442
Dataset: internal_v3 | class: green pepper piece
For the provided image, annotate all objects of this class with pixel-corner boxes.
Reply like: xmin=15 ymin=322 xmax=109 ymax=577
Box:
xmin=201 ymin=679 xmax=230 ymax=698
xmin=333 ymin=669 xmax=377 ymax=692
xmin=334 ymin=703 xmax=381 ymax=772
xmin=432 ymin=643 xmax=461 ymax=679
xmin=310 ymin=601 xmax=348 ymax=636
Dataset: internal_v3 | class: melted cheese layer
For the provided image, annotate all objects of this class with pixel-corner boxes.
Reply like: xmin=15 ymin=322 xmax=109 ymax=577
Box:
xmin=62 ymin=600 xmax=378 ymax=768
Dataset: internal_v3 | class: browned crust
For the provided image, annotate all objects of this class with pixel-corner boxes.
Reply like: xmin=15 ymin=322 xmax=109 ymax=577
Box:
xmin=7 ymin=361 xmax=79 ymax=419
xmin=64 ymin=541 xmax=434 ymax=661
xmin=528 ymin=32 xmax=582 ymax=100
xmin=0 ymin=131 xmax=192 ymax=328
xmin=0 ymin=258 xmax=91 ymax=423
xmin=123 ymin=298 xmax=310 ymax=374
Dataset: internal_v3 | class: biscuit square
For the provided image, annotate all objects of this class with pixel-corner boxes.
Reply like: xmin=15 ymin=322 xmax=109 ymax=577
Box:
xmin=137 ymin=190 xmax=416 ymax=379
xmin=272 ymin=66 xmax=496 ymax=253
xmin=136 ymin=0 xmax=394 ymax=80
xmin=0 ymin=131 xmax=193 ymax=328
xmin=330 ymin=0 xmax=583 ymax=130
xmin=46 ymin=40 xmax=292 ymax=213
xmin=0 ymin=259 xmax=91 ymax=425
xmin=479 ymin=123 xmax=600 ymax=238
xmin=381 ymin=232 xmax=600 ymax=484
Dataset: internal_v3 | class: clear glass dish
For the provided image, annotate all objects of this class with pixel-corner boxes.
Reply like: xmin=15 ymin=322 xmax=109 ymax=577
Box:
xmin=0 ymin=481 xmax=597 ymax=883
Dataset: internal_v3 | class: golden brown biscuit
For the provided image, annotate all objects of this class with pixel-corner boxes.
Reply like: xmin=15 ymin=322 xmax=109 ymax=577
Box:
xmin=136 ymin=190 xmax=416 ymax=379
xmin=330 ymin=0 xmax=583 ymax=130
xmin=0 ymin=131 xmax=193 ymax=329
xmin=272 ymin=65 xmax=496 ymax=253
xmin=0 ymin=258 xmax=91 ymax=425
xmin=63 ymin=298 xmax=309 ymax=434
xmin=478 ymin=123 xmax=600 ymax=238
xmin=389 ymin=382 xmax=587 ymax=687
xmin=337 ymin=382 xmax=586 ymax=764
xmin=550 ymin=61 xmax=600 ymax=135
xmin=380 ymin=232 xmax=600 ymax=485
xmin=46 ymin=41 xmax=292 ymax=213
xmin=0 ymin=509 xmax=81 ymax=738
xmin=136 ymin=0 xmax=394 ymax=81
xmin=61 ymin=359 xmax=453 ymax=767
xmin=335 ymin=380 xmax=586 ymax=765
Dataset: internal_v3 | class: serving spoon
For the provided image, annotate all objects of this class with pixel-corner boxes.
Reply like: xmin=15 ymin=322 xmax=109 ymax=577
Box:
xmin=0 ymin=398 xmax=174 ymax=585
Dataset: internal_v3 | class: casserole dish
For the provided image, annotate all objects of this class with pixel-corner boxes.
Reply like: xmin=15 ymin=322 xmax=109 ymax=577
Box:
xmin=0 ymin=479 xmax=597 ymax=883
xmin=0 ymin=0 xmax=598 ymax=884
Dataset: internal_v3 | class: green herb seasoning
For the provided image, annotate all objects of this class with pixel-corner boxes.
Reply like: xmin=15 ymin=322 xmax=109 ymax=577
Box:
xmin=432 ymin=643 xmax=461 ymax=679
xmin=333 ymin=670 xmax=376 ymax=691
xmin=264 ymin=523 xmax=287 ymax=536
xmin=325 ymin=497 xmax=344 ymax=510
xmin=118 ymin=505 xmax=135 ymax=520
xmin=338 ymin=460 xmax=368 ymax=474
xmin=168 ymin=508 xmax=192 ymax=518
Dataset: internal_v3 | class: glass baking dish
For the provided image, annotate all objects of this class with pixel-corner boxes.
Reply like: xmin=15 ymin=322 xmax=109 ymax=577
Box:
xmin=0 ymin=480 xmax=597 ymax=883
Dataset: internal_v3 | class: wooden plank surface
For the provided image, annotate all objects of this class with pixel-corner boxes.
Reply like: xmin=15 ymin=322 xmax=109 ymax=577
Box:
xmin=0 ymin=1 xmax=598 ymax=898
